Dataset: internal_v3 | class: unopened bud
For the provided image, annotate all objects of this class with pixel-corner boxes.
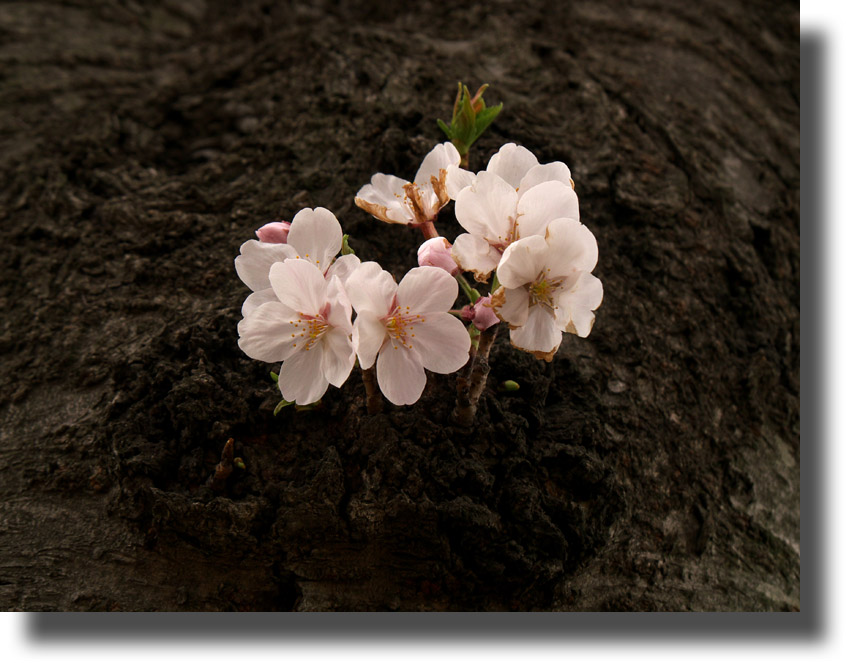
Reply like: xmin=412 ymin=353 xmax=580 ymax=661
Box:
xmin=417 ymin=237 xmax=459 ymax=275
xmin=256 ymin=221 xmax=291 ymax=244
xmin=502 ymin=380 xmax=520 ymax=392
xmin=470 ymin=295 xmax=499 ymax=331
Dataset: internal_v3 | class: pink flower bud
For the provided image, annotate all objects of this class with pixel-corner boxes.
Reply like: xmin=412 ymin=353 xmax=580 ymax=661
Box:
xmin=255 ymin=221 xmax=291 ymax=244
xmin=417 ymin=237 xmax=459 ymax=275
xmin=470 ymin=295 xmax=499 ymax=331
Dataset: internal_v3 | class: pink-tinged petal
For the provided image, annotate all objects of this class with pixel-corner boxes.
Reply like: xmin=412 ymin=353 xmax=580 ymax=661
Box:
xmin=325 ymin=254 xmax=361 ymax=284
xmin=237 ymin=301 xmax=302 ymax=362
xmin=516 ymin=180 xmax=580 ymax=239
xmin=396 ymin=266 xmax=458 ymax=314
xmin=454 ymin=171 xmax=518 ymax=242
xmin=277 ymin=344 xmax=329 ymax=405
xmin=509 ymin=305 xmax=562 ymax=360
xmin=269 ymin=259 xmax=327 ymax=316
xmin=417 ymin=237 xmax=459 ymax=275
xmin=356 ymin=174 xmax=413 ymax=225
xmin=241 ymin=287 xmax=277 ymax=318
xmin=376 ymin=344 xmax=427 ymax=405
xmin=408 ymin=312 xmax=471 ymax=374
xmin=445 ymin=164 xmax=476 ymax=200
xmin=491 ymin=285 xmax=529 ymax=327
xmin=486 ymin=143 xmax=539 ymax=189
xmin=345 ymin=261 xmax=397 ymax=317
xmin=518 ymin=162 xmax=572 ymax=194
xmin=451 ymin=233 xmax=501 ymax=282
xmin=496 ymin=235 xmax=548 ymax=289
xmin=544 ymin=217 xmax=599 ymax=275
xmin=352 ymin=311 xmax=387 ymax=370
xmin=286 ymin=207 xmax=343 ymax=271
xmin=255 ymin=221 xmax=291 ymax=244
xmin=470 ymin=295 xmax=500 ymax=331
xmin=414 ymin=142 xmax=461 ymax=185
xmin=234 ymin=239 xmax=297 ymax=291
xmin=554 ymin=272 xmax=604 ymax=338
xmin=321 ymin=327 xmax=355 ymax=387
xmin=325 ymin=276 xmax=353 ymax=334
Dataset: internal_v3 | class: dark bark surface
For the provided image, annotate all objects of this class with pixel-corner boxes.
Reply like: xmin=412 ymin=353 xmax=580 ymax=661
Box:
xmin=0 ymin=0 xmax=799 ymax=611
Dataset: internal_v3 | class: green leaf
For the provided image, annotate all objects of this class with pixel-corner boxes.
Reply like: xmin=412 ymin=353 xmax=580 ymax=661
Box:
xmin=437 ymin=118 xmax=453 ymax=140
xmin=341 ymin=234 xmax=355 ymax=256
xmin=273 ymin=399 xmax=294 ymax=416
xmin=472 ymin=103 xmax=503 ymax=142
xmin=270 ymin=371 xmax=279 ymax=383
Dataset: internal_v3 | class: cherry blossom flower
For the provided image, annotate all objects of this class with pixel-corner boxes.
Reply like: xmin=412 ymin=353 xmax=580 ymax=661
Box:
xmin=446 ymin=143 xmax=579 ymax=282
xmin=346 ymin=263 xmax=471 ymax=405
xmin=238 ymin=259 xmax=355 ymax=405
xmin=417 ymin=236 xmax=459 ymax=275
xmin=354 ymin=142 xmax=460 ymax=227
xmin=255 ymin=221 xmax=291 ymax=244
xmin=235 ymin=207 xmax=360 ymax=317
xmin=491 ymin=218 xmax=603 ymax=361
xmin=460 ymin=295 xmax=500 ymax=331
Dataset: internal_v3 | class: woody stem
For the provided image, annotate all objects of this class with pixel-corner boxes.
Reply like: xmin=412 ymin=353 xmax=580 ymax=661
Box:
xmin=451 ymin=324 xmax=499 ymax=425
xmin=361 ymin=367 xmax=383 ymax=415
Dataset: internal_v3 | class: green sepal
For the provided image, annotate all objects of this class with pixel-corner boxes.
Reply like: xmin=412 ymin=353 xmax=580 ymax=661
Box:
xmin=273 ymin=399 xmax=294 ymax=416
xmin=341 ymin=234 xmax=355 ymax=256
xmin=270 ymin=371 xmax=279 ymax=383
xmin=468 ymin=324 xmax=481 ymax=350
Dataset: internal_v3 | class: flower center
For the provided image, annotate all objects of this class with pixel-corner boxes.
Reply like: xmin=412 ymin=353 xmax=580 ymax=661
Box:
xmin=385 ymin=305 xmax=424 ymax=350
xmin=291 ymin=314 xmax=328 ymax=351
xmin=528 ymin=272 xmax=563 ymax=311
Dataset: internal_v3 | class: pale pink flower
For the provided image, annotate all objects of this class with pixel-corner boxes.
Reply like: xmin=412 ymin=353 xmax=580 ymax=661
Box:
xmin=255 ymin=221 xmax=291 ymax=244
xmin=417 ymin=237 xmax=459 ymax=275
xmin=355 ymin=143 xmax=460 ymax=226
xmin=346 ymin=263 xmax=471 ymax=405
xmin=461 ymin=295 xmax=499 ymax=331
xmin=492 ymin=218 xmax=603 ymax=361
xmin=238 ymin=259 xmax=355 ymax=405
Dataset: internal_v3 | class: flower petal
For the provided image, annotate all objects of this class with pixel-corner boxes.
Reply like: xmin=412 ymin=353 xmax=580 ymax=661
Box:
xmin=237 ymin=301 xmax=302 ymax=362
xmin=241 ymin=287 xmax=277 ymax=318
xmin=345 ymin=261 xmax=397 ymax=317
xmin=325 ymin=275 xmax=353 ymax=334
xmin=496 ymin=234 xmax=548 ymax=289
xmin=234 ymin=239 xmax=297 ymax=291
xmin=414 ymin=142 xmax=461 ymax=185
xmin=376 ymin=344 xmax=427 ymax=405
xmin=355 ymin=174 xmax=413 ymax=225
xmin=445 ymin=164 xmax=476 ymax=200
xmin=454 ymin=170 xmax=518 ymax=243
xmin=286 ymin=207 xmax=343 ymax=271
xmin=269 ymin=258 xmax=327 ymax=316
xmin=325 ymin=254 xmax=361 ymax=284
xmin=451 ymin=233 xmax=502 ymax=282
xmin=491 ymin=285 xmax=529 ymax=327
xmin=518 ymin=161 xmax=572 ymax=194
xmin=321 ymin=327 xmax=355 ymax=387
xmin=554 ymin=271 xmax=604 ymax=337
xmin=509 ymin=305 xmax=562 ymax=360
xmin=396 ymin=266 xmax=458 ymax=313
xmin=408 ymin=312 xmax=470 ymax=374
xmin=352 ymin=311 xmax=387 ymax=370
xmin=277 ymin=344 xmax=329 ymax=405
xmin=544 ymin=217 xmax=599 ymax=275
xmin=486 ymin=143 xmax=539 ymax=189
xmin=516 ymin=180 xmax=580 ymax=239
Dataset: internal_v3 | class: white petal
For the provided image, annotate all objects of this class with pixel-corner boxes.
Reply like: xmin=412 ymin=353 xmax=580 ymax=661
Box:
xmin=454 ymin=171 xmax=518 ymax=243
xmin=486 ymin=143 xmax=539 ymax=189
xmin=414 ymin=142 xmax=461 ymax=185
xmin=356 ymin=174 xmax=414 ymax=225
xmin=376 ymin=344 xmax=427 ymax=406
xmin=325 ymin=254 xmax=361 ymax=284
xmin=451 ymin=233 xmax=502 ymax=282
xmin=516 ymin=180 xmax=580 ymax=239
xmin=269 ymin=259 xmax=327 ymax=316
xmin=509 ymin=305 xmax=562 ymax=358
xmin=408 ymin=312 xmax=470 ymax=374
xmin=396 ymin=266 xmax=458 ymax=314
xmin=234 ymin=240 xmax=297 ymax=291
xmin=345 ymin=261 xmax=397 ymax=317
xmin=352 ymin=311 xmax=387 ymax=370
xmin=277 ymin=345 xmax=329 ymax=405
xmin=496 ymin=235 xmax=548 ymax=289
xmin=544 ymin=217 xmax=599 ymax=275
xmin=241 ymin=287 xmax=277 ymax=318
xmin=491 ymin=285 xmax=530 ymax=327
xmin=554 ymin=272 xmax=604 ymax=338
xmin=286 ymin=207 xmax=343 ymax=271
xmin=237 ymin=301 xmax=302 ymax=362
xmin=445 ymin=164 xmax=476 ymax=200
xmin=321 ymin=327 xmax=355 ymax=387
xmin=518 ymin=162 xmax=572 ymax=194
xmin=325 ymin=276 xmax=353 ymax=334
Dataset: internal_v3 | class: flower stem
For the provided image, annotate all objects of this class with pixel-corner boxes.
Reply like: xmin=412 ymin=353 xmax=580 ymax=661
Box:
xmin=455 ymin=273 xmax=480 ymax=304
xmin=451 ymin=324 xmax=499 ymax=425
xmin=418 ymin=220 xmax=439 ymax=240
xmin=361 ymin=366 xmax=383 ymax=414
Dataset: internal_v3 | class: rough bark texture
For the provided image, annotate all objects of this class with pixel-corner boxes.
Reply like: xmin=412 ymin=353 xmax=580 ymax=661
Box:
xmin=0 ymin=0 xmax=799 ymax=611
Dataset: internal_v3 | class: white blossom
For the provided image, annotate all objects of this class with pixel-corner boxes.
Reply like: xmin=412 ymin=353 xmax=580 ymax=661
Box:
xmin=491 ymin=218 xmax=603 ymax=361
xmin=355 ymin=143 xmax=460 ymax=226
xmin=346 ymin=263 xmax=471 ymax=405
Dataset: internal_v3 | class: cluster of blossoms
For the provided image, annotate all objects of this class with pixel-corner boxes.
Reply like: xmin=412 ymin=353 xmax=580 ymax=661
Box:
xmin=235 ymin=138 xmax=602 ymax=413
